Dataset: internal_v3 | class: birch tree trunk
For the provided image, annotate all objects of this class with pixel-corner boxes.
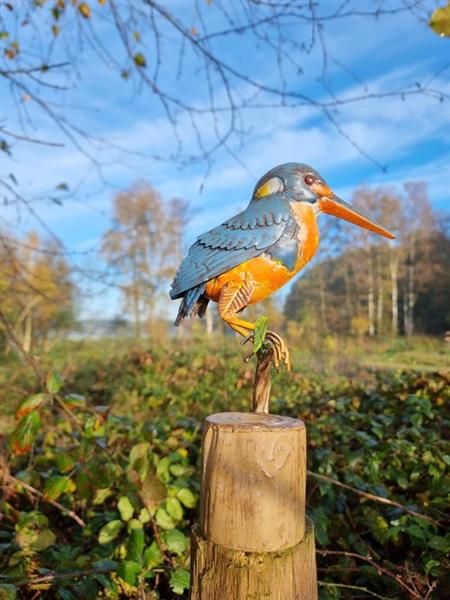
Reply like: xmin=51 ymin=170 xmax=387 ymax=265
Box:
xmin=390 ymin=250 xmax=399 ymax=336
xmin=405 ymin=241 xmax=416 ymax=337
xmin=368 ymin=249 xmax=375 ymax=336
xmin=376 ymin=250 xmax=384 ymax=335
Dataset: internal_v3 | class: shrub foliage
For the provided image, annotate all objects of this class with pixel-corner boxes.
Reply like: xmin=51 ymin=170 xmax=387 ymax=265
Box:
xmin=0 ymin=345 xmax=448 ymax=599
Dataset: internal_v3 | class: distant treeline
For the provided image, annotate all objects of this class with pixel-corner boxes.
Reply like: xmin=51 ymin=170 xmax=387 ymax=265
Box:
xmin=285 ymin=184 xmax=449 ymax=336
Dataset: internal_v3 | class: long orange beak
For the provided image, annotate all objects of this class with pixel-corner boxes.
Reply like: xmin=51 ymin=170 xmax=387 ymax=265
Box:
xmin=316 ymin=185 xmax=395 ymax=240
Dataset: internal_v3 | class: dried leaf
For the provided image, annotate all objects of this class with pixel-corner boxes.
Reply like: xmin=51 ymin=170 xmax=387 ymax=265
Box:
xmin=133 ymin=52 xmax=146 ymax=68
xmin=78 ymin=2 xmax=91 ymax=19
xmin=430 ymin=5 xmax=450 ymax=37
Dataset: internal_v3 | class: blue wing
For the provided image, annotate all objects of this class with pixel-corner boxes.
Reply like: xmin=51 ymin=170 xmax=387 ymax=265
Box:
xmin=170 ymin=196 xmax=291 ymax=299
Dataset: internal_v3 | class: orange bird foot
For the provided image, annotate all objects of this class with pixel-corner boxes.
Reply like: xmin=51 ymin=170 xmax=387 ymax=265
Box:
xmin=242 ymin=330 xmax=291 ymax=372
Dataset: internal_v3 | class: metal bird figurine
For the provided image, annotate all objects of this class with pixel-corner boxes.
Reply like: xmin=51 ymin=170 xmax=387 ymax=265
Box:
xmin=170 ymin=163 xmax=394 ymax=369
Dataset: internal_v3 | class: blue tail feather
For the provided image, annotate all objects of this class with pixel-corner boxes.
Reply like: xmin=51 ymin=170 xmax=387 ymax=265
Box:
xmin=174 ymin=283 xmax=208 ymax=326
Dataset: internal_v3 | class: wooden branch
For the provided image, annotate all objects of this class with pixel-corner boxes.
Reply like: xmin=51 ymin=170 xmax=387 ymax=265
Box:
xmin=15 ymin=567 xmax=112 ymax=587
xmin=252 ymin=348 xmax=273 ymax=413
xmin=307 ymin=471 xmax=440 ymax=526
xmin=3 ymin=473 xmax=85 ymax=528
xmin=318 ymin=581 xmax=388 ymax=600
xmin=316 ymin=549 xmax=421 ymax=599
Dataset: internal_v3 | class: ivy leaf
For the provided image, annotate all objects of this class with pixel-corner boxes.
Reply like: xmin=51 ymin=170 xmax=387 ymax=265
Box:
xmin=15 ymin=511 xmax=56 ymax=552
xmin=15 ymin=394 xmax=48 ymax=419
xmin=118 ymin=496 xmax=134 ymax=521
xmin=430 ymin=5 xmax=450 ymax=37
xmin=126 ymin=522 xmax=144 ymax=563
xmin=143 ymin=541 xmax=163 ymax=570
xmin=170 ymin=568 xmax=190 ymax=595
xmin=253 ymin=315 xmax=269 ymax=353
xmin=117 ymin=560 xmax=141 ymax=586
xmin=9 ymin=411 xmax=41 ymax=455
xmin=165 ymin=497 xmax=183 ymax=521
xmin=64 ymin=393 xmax=86 ymax=409
xmin=162 ymin=529 xmax=188 ymax=556
xmin=155 ymin=507 xmax=175 ymax=530
xmin=46 ymin=372 xmax=62 ymax=394
xmin=98 ymin=520 xmax=123 ymax=545
xmin=44 ymin=476 xmax=75 ymax=501
xmin=176 ymin=487 xmax=196 ymax=508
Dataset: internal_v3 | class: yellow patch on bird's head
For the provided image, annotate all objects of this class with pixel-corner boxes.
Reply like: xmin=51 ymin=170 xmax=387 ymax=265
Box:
xmin=254 ymin=176 xmax=284 ymax=200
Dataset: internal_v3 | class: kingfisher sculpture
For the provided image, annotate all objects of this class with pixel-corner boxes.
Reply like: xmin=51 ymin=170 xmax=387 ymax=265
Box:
xmin=170 ymin=163 xmax=394 ymax=369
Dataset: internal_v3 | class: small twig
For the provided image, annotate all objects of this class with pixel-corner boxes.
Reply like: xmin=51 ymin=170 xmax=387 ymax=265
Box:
xmin=15 ymin=567 xmax=112 ymax=587
xmin=3 ymin=473 xmax=85 ymax=528
xmin=318 ymin=581 xmax=388 ymax=599
xmin=0 ymin=128 xmax=64 ymax=147
xmin=316 ymin=549 xmax=421 ymax=599
xmin=307 ymin=471 xmax=440 ymax=526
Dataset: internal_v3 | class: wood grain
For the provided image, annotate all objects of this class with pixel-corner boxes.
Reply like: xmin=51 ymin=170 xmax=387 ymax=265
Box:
xmin=200 ymin=412 xmax=306 ymax=552
xmin=191 ymin=517 xmax=317 ymax=600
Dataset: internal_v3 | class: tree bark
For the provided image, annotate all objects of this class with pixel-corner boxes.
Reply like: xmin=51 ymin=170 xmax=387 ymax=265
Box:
xmin=390 ymin=250 xmax=399 ymax=336
xmin=199 ymin=412 xmax=307 ymax=552
xmin=191 ymin=518 xmax=317 ymax=600
xmin=191 ymin=412 xmax=317 ymax=599
xmin=368 ymin=250 xmax=375 ymax=336
xmin=376 ymin=250 xmax=383 ymax=335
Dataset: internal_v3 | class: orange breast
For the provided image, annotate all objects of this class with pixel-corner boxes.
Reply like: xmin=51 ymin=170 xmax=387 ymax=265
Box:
xmin=205 ymin=203 xmax=320 ymax=304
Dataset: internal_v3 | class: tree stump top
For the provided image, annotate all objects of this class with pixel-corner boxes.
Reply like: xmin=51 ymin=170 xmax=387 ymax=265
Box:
xmin=206 ymin=412 xmax=305 ymax=431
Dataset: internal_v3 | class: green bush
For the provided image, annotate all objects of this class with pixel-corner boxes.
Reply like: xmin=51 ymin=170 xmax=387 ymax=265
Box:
xmin=0 ymin=345 xmax=448 ymax=598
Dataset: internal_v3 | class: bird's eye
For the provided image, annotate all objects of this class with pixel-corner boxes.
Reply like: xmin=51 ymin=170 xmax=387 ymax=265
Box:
xmin=303 ymin=173 xmax=315 ymax=186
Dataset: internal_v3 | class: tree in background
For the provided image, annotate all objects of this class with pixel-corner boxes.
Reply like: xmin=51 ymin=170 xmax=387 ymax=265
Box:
xmin=0 ymin=231 xmax=74 ymax=353
xmin=284 ymin=183 xmax=448 ymax=337
xmin=102 ymin=181 xmax=187 ymax=339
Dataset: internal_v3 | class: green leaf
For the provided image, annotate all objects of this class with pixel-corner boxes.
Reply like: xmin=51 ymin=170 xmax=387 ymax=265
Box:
xmin=10 ymin=410 xmax=41 ymax=455
xmin=155 ymin=507 xmax=175 ymax=530
xmin=253 ymin=315 xmax=269 ymax=353
xmin=84 ymin=416 xmax=105 ymax=438
xmin=430 ymin=5 xmax=450 ymax=37
xmin=98 ymin=520 xmax=123 ymax=545
xmin=165 ymin=497 xmax=183 ymax=521
xmin=64 ymin=393 xmax=86 ymax=409
xmin=16 ymin=512 xmax=56 ymax=552
xmin=15 ymin=394 xmax=48 ymax=419
xmin=138 ymin=508 xmax=151 ymax=523
xmin=46 ymin=372 xmax=62 ymax=394
xmin=176 ymin=487 xmax=196 ymax=508
xmin=117 ymin=560 xmax=141 ymax=586
xmin=93 ymin=488 xmax=113 ymax=505
xmin=0 ymin=584 xmax=17 ymax=600
xmin=118 ymin=496 xmax=134 ymax=521
xmin=162 ymin=529 xmax=188 ymax=556
xmin=143 ymin=541 xmax=163 ymax=570
xmin=133 ymin=52 xmax=146 ymax=68
xmin=429 ymin=535 xmax=450 ymax=552
xmin=129 ymin=442 xmax=151 ymax=480
xmin=44 ymin=476 xmax=75 ymax=501
xmin=127 ymin=525 xmax=144 ymax=563
xmin=170 ymin=568 xmax=190 ymax=595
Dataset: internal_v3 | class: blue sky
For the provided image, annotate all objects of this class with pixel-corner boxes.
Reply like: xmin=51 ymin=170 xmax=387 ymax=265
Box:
xmin=1 ymin=1 xmax=449 ymax=320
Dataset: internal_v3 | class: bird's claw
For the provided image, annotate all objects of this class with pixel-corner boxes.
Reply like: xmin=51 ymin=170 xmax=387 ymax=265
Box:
xmin=242 ymin=330 xmax=291 ymax=371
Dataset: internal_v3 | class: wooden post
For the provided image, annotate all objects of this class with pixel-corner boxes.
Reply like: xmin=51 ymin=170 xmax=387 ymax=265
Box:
xmin=190 ymin=409 xmax=318 ymax=598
